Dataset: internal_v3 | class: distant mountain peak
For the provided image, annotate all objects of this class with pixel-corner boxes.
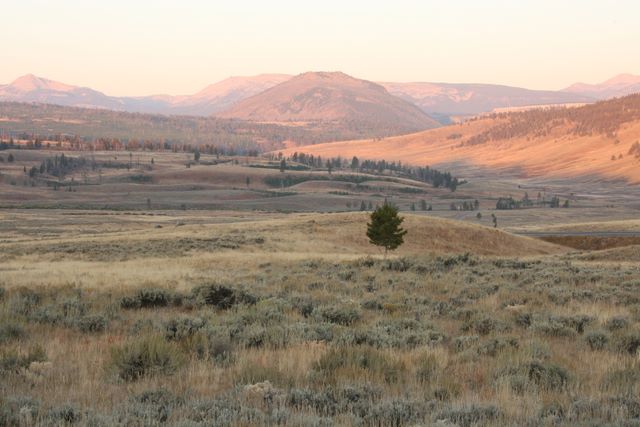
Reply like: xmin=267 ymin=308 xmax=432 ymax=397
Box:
xmin=218 ymin=71 xmax=440 ymax=133
xmin=10 ymin=74 xmax=76 ymax=92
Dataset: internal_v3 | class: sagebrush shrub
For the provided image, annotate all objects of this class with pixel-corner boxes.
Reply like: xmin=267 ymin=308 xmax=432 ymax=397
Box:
xmin=585 ymin=331 xmax=609 ymax=351
xmin=121 ymin=288 xmax=172 ymax=309
xmin=110 ymin=336 xmax=184 ymax=381
xmin=0 ymin=322 xmax=26 ymax=344
xmin=76 ymin=314 xmax=108 ymax=333
xmin=192 ymin=284 xmax=257 ymax=309
xmin=0 ymin=345 xmax=47 ymax=373
xmin=437 ymin=404 xmax=500 ymax=427
xmin=605 ymin=316 xmax=629 ymax=331
xmin=317 ymin=306 xmax=361 ymax=326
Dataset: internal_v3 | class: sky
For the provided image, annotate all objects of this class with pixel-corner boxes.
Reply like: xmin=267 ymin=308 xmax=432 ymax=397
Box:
xmin=3 ymin=0 xmax=640 ymax=96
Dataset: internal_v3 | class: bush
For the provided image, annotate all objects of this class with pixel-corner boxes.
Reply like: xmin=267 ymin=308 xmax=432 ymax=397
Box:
xmin=164 ymin=316 xmax=206 ymax=341
xmin=0 ymin=345 xmax=47 ymax=373
xmin=0 ymin=322 xmax=26 ymax=344
xmin=126 ymin=389 xmax=181 ymax=424
xmin=416 ymin=353 xmax=438 ymax=383
xmin=615 ymin=332 xmax=640 ymax=354
xmin=364 ymin=399 xmax=427 ymax=426
xmin=0 ymin=287 xmax=4 ymax=300
xmin=121 ymin=288 xmax=173 ymax=309
xmin=318 ymin=306 xmax=361 ymax=326
xmin=192 ymin=285 xmax=257 ymax=309
xmin=110 ymin=336 xmax=184 ymax=381
xmin=526 ymin=361 xmax=569 ymax=391
xmin=77 ymin=314 xmax=108 ymax=333
xmin=585 ymin=331 xmax=609 ymax=351
xmin=46 ymin=404 xmax=81 ymax=425
xmin=314 ymin=347 xmax=404 ymax=384
xmin=606 ymin=316 xmax=629 ymax=331
xmin=0 ymin=396 xmax=40 ymax=426
xmin=437 ymin=404 xmax=500 ymax=427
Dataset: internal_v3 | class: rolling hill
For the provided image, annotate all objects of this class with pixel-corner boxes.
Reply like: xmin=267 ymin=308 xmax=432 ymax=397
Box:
xmin=218 ymin=71 xmax=441 ymax=134
xmin=279 ymin=94 xmax=640 ymax=184
xmin=565 ymin=73 xmax=640 ymax=100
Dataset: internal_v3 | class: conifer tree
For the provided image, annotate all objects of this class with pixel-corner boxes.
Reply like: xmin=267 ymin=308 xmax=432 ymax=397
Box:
xmin=366 ymin=203 xmax=407 ymax=257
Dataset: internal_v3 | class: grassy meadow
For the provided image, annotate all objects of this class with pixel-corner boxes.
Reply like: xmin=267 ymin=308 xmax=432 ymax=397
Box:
xmin=1 ymin=208 xmax=640 ymax=426
xmin=1 ymin=150 xmax=640 ymax=426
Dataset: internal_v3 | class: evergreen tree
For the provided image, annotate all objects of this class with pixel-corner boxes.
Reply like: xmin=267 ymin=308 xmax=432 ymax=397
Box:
xmin=366 ymin=203 xmax=408 ymax=257
xmin=360 ymin=201 xmax=367 ymax=211
xmin=194 ymin=150 xmax=200 ymax=162
xmin=279 ymin=159 xmax=286 ymax=173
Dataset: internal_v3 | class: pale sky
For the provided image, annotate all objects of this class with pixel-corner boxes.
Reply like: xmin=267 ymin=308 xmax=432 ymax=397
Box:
xmin=3 ymin=0 xmax=639 ymax=96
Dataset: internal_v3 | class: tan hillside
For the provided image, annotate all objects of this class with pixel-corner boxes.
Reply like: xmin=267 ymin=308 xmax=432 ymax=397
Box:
xmin=281 ymin=94 xmax=640 ymax=183
xmin=218 ymin=71 xmax=440 ymax=133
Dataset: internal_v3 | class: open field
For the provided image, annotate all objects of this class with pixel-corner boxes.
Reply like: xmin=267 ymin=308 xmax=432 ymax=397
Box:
xmin=1 ymin=209 xmax=640 ymax=425
xmin=1 ymin=149 xmax=639 ymax=232
xmin=1 ymin=150 xmax=640 ymax=426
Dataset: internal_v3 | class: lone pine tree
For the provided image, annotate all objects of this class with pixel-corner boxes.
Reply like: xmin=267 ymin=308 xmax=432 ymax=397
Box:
xmin=366 ymin=203 xmax=407 ymax=257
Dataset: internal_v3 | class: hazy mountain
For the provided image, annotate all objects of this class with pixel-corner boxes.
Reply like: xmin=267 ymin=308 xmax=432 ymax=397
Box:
xmin=564 ymin=73 xmax=640 ymax=100
xmin=0 ymin=74 xmax=125 ymax=110
xmin=218 ymin=71 xmax=440 ymax=133
xmin=7 ymin=72 xmax=640 ymax=121
xmin=381 ymin=82 xmax=593 ymax=122
xmin=0 ymin=74 xmax=292 ymax=116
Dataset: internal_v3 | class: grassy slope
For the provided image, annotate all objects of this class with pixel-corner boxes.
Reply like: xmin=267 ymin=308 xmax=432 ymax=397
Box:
xmin=279 ymin=114 xmax=640 ymax=183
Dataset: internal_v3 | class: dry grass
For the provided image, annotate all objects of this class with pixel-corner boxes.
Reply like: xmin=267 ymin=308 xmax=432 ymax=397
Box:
xmin=1 ymin=210 xmax=639 ymax=425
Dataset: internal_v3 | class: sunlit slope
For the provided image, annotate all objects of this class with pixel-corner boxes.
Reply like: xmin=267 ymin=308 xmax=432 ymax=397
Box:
xmin=281 ymin=94 xmax=640 ymax=183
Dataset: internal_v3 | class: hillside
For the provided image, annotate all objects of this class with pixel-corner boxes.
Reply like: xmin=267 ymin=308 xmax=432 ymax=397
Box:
xmin=565 ymin=73 xmax=640 ymax=99
xmin=218 ymin=72 xmax=441 ymax=133
xmin=0 ymin=101 xmax=428 ymax=149
xmin=280 ymin=94 xmax=640 ymax=183
xmin=381 ymin=81 xmax=592 ymax=121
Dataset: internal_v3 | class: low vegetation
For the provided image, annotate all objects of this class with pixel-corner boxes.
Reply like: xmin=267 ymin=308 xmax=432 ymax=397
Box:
xmin=1 ymin=223 xmax=639 ymax=425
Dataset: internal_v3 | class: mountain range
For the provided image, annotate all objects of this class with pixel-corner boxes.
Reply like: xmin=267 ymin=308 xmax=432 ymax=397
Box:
xmin=3 ymin=72 xmax=638 ymax=123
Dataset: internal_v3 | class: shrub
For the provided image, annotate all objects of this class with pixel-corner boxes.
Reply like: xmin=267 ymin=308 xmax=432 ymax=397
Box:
xmin=0 ymin=345 xmax=47 ymax=373
xmin=437 ymin=404 xmax=500 ymax=427
xmin=416 ymin=353 xmax=438 ymax=383
xmin=462 ymin=316 xmax=497 ymax=335
xmin=361 ymin=299 xmax=383 ymax=311
xmin=0 ymin=322 xmax=26 ymax=344
xmin=364 ymin=399 xmax=427 ymax=426
xmin=606 ymin=316 xmax=629 ymax=331
xmin=46 ymin=404 xmax=81 ymax=425
xmin=585 ymin=330 xmax=609 ymax=351
xmin=318 ymin=306 xmax=361 ymax=326
xmin=0 ymin=396 xmax=41 ymax=426
xmin=126 ymin=389 xmax=181 ymax=424
xmin=526 ymin=361 xmax=569 ymax=390
xmin=121 ymin=288 xmax=172 ymax=309
xmin=77 ymin=314 xmax=108 ymax=333
xmin=453 ymin=335 xmax=480 ymax=352
xmin=314 ymin=347 xmax=404 ymax=384
xmin=615 ymin=332 xmax=640 ymax=354
xmin=192 ymin=285 xmax=257 ymax=309
xmin=110 ymin=336 xmax=184 ymax=381
xmin=0 ymin=287 xmax=4 ymax=300
xmin=602 ymin=364 xmax=640 ymax=394
xmin=164 ymin=316 xmax=206 ymax=341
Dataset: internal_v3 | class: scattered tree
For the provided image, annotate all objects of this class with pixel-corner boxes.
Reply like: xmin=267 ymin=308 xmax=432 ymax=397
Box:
xmin=366 ymin=203 xmax=408 ymax=257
